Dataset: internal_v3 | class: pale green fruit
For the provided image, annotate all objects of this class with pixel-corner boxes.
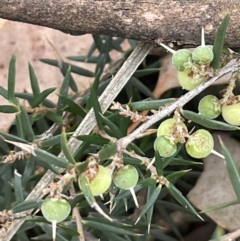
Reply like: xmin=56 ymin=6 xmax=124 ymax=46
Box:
xmin=192 ymin=45 xmax=214 ymax=64
xmin=198 ymin=95 xmax=222 ymax=119
xmin=186 ymin=129 xmax=214 ymax=159
xmin=222 ymin=100 xmax=240 ymax=126
xmin=178 ymin=69 xmax=207 ymax=90
xmin=113 ymin=165 xmax=138 ymax=190
xmin=41 ymin=198 xmax=71 ymax=223
xmin=157 ymin=118 xmax=188 ymax=139
xmin=78 ymin=165 xmax=112 ymax=196
xmin=172 ymin=49 xmax=192 ymax=71
xmin=154 ymin=136 xmax=177 ymax=157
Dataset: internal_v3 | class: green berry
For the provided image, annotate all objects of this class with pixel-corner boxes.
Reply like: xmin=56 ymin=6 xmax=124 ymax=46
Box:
xmin=157 ymin=118 xmax=188 ymax=138
xmin=185 ymin=129 xmax=214 ymax=159
xmin=222 ymin=100 xmax=240 ymax=126
xmin=178 ymin=69 xmax=207 ymax=90
xmin=78 ymin=165 xmax=112 ymax=196
xmin=154 ymin=136 xmax=177 ymax=157
xmin=192 ymin=45 xmax=214 ymax=64
xmin=41 ymin=198 xmax=71 ymax=223
xmin=198 ymin=95 xmax=222 ymax=119
xmin=113 ymin=165 xmax=138 ymax=190
xmin=172 ymin=49 xmax=192 ymax=71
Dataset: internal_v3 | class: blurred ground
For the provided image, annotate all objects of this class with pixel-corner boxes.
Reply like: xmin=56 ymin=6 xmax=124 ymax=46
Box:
xmin=0 ymin=19 xmax=130 ymax=132
xmin=0 ymin=19 xmax=97 ymax=131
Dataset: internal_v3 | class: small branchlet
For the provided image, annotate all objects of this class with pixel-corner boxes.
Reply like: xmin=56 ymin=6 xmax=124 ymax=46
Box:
xmin=220 ymin=73 xmax=238 ymax=105
xmin=111 ymin=101 xmax=150 ymax=122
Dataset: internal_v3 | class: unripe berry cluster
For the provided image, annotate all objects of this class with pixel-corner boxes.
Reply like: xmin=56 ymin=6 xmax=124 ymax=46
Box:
xmin=198 ymin=94 xmax=240 ymax=126
xmin=160 ymin=28 xmax=231 ymax=91
xmin=155 ymin=114 xmax=214 ymax=159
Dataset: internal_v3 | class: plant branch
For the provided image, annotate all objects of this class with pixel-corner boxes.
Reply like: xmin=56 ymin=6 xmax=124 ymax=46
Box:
xmin=119 ymin=60 xmax=240 ymax=149
xmin=0 ymin=1 xmax=240 ymax=47
xmin=3 ymin=42 xmax=153 ymax=241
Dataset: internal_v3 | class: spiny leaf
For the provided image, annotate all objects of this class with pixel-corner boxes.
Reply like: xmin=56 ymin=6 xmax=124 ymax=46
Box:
xmin=166 ymin=181 xmax=203 ymax=220
xmin=135 ymin=184 xmax=162 ymax=224
xmin=31 ymin=87 xmax=56 ymax=108
xmin=200 ymin=199 xmax=238 ymax=213
xmin=0 ymin=105 xmax=19 ymax=113
xmin=34 ymin=148 xmax=71 ymax=169
xmin=8 ymin=54 xmax=18 ymax=104
xmin=14 ymin=170 xmax=24 ymax=204
xmin=129 ymin=98 xmax=175 ymax=111
xmin=11 ymin=199 xmax=42 ymax=213
xmin=28 ymin=63 xmax=40 ymax=96
xmin=219 ymin=135 xmax=240 ymax=201
xmin=56 ymin=66 xmax=71 ymax=115
xmin=59 ymin=95 xmax=86 ymax=118
xmin=19 ymin=105 xmax=35 ymax=142
xmin=211 ymin=13 xmax=230 ymax=69
xmin=181 ymin=110 xmax=238 ymax=131
xmin=61 ymin=128 xmax=76 ymax=165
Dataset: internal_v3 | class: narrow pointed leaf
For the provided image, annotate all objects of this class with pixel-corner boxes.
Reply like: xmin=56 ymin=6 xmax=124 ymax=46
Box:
xmin=166 ymin=169 xmax=192 ymax=182
xmin=78 ymin=174 xmax=96 ymax=206
xmin=31 ymin=87 xmax=56 ymax=108
xmin=0 ymin=105 xmax=19 ymax=113
xmin=133 ymin=68 xmax=160 ymax=78
xmin=92 ymin=34 xmax=103 ymax=52
xmin=19 ymin=105 xmax=35 ymax=142
xmin=58 ymin=224 xmax=80 ymax=236
xmin=15 ymin=92 xmax=55 ymax=108
xmin=11 ymin=199 xmax=42 ymax=213
xmin=82 ymin=219 xmax=136 ymax=236
xmin=14 ymin=169 xmax=24 ymax=203
xmin=219 ymin=136 xmax=240 ymax=201
xmin=0 ymin=86 xmax=8 ymax=99
xmin=59 ymin=95 xmax=86 ymax=118
xmin=8 ymin=54 xmax=18 ymax=104
xmin=146 ymin=185 xmax=155 ymax=233
xmin=169 ymin=158 xmax=202 ymax=166
xmin=90 ymin=74 xmax=103 ymax=130
xmin=86 ymin=41 xmax=97 ymax=61
xmin=99 ymin=142 xmax=118 ymax=161
xmin=200 ymin=199 xmax=238 ymax=213
xmin=181 ymin=110 xmax=238 ymax=131
xmin=56 ymin=66 xmax=71 ymax=114
xmin=67 ymin=55 xmax=100 ymax=63
xmin=212 ymin=13 xmax=230 ymax=69
xmin=136 ymin=184 xmax=162 ymax=223
xmin=0 ymin=131 xmax=28 ymax=143
xmin=40 ymin=59 xmax=94 ymax=77
xmin=28 ymin=63 xmax=40 ymax=96
xmin=34 ymin=148 xmax=70 ymax=169
xmin=61 ymin=128 xmax=76 ymax=165
xmin=22 ymin=157 xmax=36 ymax=186
xmin=101 ymin=114 xmax=123 ymax=138
xmin=75 ymin=135 xmax=109 ymax=146
xmin=166 ymin=181 xmax=203 ymax=220
xmin=155 ymin=151 xmax=163 ymax=176
xmin=129 ymin=77 xmax=155 ymax=99
xmin=40 ymin=133 xmax=72 ymax=148
xmin=129 ymin=98 xmax=175 ymax=111
xmin=45 ymin=111 xmax=64 ymax=124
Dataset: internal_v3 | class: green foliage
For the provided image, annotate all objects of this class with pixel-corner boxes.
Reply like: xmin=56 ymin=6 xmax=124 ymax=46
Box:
xmin=0 ymin=15 xmax=240 ymax=241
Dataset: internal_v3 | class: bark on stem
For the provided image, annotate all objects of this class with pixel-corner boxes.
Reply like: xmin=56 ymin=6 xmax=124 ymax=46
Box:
xmin=0 ymin=0 xmax=239 ymax=47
